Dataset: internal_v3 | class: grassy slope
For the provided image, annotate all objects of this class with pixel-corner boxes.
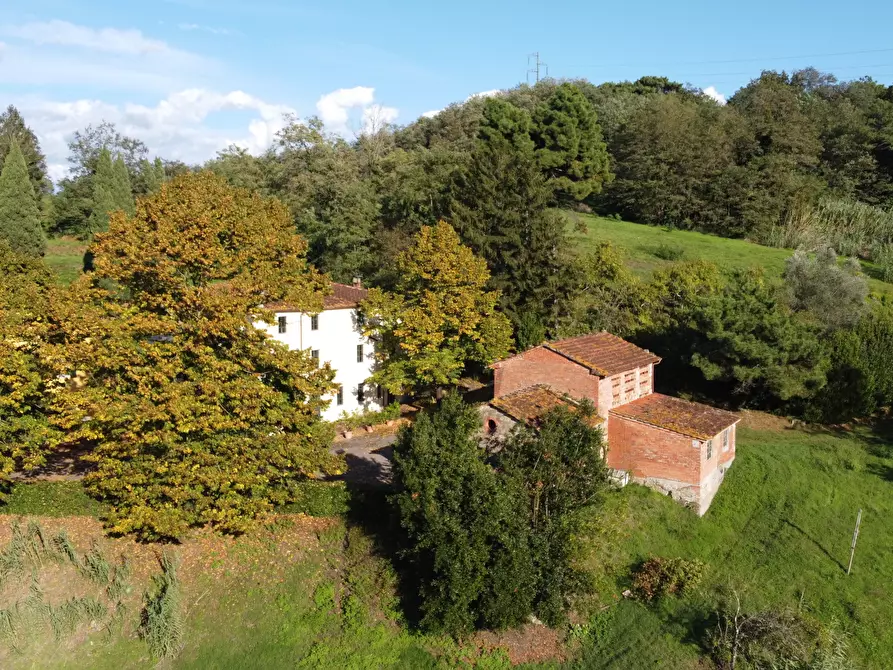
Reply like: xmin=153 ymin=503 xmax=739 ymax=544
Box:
xmin=583 ymin=422 xmax=893 ymax=668
xmin=570 ymin=213 xmax=893 ymax=296
xmin=43 ymin=236 xmax=86 ymax=285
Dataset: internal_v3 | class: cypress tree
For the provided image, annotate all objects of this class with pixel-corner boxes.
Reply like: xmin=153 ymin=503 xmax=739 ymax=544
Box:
xmin=0 ymin=140 xmax=46 ymax=256
xmin=87 ymin=148 xmax=120 ymax=235
xmin=0 ymin=105 xmax=50 ymax=195
xmin=112 ymin=155 xmax=135 ymax=216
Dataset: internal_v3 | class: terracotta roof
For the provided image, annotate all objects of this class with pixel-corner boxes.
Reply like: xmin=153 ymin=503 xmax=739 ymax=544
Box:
xmin=267 ymin=282 xmax=368 ymax=312
xmin=544 ymin=332 xmax=661 ymax=377
xmin=323 ymin=282 xmax=369 ymax=309
xmin=610 ymin=393 xmax=739 ymax=440
xmin=491 ymin=385 xmax=605 ymax=428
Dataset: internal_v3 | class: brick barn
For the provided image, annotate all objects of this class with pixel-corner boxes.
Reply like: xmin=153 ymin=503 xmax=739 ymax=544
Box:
xmin=483 ymin=332 xmax=739 ymax=515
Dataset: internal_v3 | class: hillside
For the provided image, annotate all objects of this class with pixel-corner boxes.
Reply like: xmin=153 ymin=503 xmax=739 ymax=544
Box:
xmin=570 ymin=213 xmax=893 ymax=297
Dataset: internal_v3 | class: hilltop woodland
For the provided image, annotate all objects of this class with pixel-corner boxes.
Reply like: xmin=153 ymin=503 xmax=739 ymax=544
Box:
xmin=0 ymin=69 xmax=893 ymax=665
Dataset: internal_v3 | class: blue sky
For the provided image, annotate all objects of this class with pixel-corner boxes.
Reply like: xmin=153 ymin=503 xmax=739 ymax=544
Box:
xmin=3 ymin=0 xmax=893 ymax=181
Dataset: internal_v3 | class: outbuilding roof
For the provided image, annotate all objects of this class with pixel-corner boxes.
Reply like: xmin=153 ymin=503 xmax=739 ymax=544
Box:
xmin=544 ymin=332 xmax=661 ymax=377
xmin=490 ymin=385 xmax=605 ymax=428
xmin=610 ymin=393 xmax=739 ymax=440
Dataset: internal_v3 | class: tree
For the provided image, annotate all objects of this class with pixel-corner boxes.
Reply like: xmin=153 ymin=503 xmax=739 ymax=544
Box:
xmin=783 ymin=246 xmax=867 ymax=330
xmin=0 ymin=139 xmax=46 ymax=256
xmin=48 ymin=172 xmax=340 ymax=539
xmin=497 ymin=403 xmax=609 ymax=624
xmin=86 ymin=149 xmax=134 ymax=236
xmin=687 ymin=268 xmax=828 ymax=407
xmin=0 ymin=105 xmax=50 ymax=195
xmin=134 ymin=157 xmax=167 ymax=196
xmin=450 ymin=141 xmax=573 ymax=332
xmin=532 ymin=82 xmax=613 ymax=201
xmin=0 ymin=242 xmax=59 ymax=496
xmin=66 ymin=121 xmax=148 ymax=178
xmin=391 ymin=394 xmax=534 ymax=634
xmin=361 ymin=221 xmax=513 ymax=396
xmin=477 ymin=97 xmax=535 ymax=155
xmin=272 ymin=116 xmax=380 ymax=282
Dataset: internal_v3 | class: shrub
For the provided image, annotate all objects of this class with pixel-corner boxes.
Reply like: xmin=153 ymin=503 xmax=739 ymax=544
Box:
xmin=631 ymin=556 xmax=705 ymax=602
xmin=652 ymin=243 xmax=685 ymax=261
xmin=783 ymin=246 xmax=867 ymax=330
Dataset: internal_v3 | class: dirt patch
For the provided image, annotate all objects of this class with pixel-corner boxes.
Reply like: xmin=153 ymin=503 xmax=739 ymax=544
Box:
xmin=473 ymin=622 xmax=567 ymax=665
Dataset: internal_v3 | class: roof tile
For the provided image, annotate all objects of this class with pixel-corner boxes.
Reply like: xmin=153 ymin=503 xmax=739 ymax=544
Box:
xmin=491 ymin=385 xmax=605 ymax=428
xmin=545 ymin=332 xmax=661 ymax=376
xmin=610 ymin=393 xmax=739 ymax=439
xmin=266 ymin=282 xmax=368 ymax=312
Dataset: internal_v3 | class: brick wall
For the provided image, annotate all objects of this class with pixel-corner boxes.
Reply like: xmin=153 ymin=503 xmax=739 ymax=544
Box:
xmin=493 ymin=347 xmax=600 ymax=402
xmin=606 ymin=415 xmax=701 ymax=485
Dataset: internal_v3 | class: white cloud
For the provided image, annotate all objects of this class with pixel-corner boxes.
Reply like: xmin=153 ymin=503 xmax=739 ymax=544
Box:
xmin=421 ymin=110 xmax=440 ymax=119
xmin=0 ymin=21 xmax=214 ymax=92
xmin=15 ymin=89 xmax=296 ymax=182
xmin=467 ymin=89 xmax=502 ymax=101
xmin=703 ymin=86 xmax=727 ymax=105
xmin=4 ymin=20 xmax=172 ymax=56
xmin=178 ymin=23 xmax=232 ymax=35
xmin=315 ymin=86 xmax=398 ymax=136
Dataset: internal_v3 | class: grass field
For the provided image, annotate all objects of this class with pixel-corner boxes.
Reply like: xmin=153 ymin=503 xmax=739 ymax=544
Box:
xmin=571 ymin=214 xmax=893 ymax=296
xmin=43 ymin=237 xmax=87 ymax=285
xmin=4 ymin=418 xmax=892 ymax=668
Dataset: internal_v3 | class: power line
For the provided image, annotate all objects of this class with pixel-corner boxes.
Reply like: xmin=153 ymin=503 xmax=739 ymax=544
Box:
xmin=590 ymin=46 xmax=893 ymax=69
xmin=527 ymin=52 xmax=548 ymax=84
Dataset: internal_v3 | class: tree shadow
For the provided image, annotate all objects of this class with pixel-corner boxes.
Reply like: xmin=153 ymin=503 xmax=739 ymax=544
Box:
xmin=783 ymin=519 xmax=846 ymax=573
xmin=342 ymin=479 xmax=424 ymax=630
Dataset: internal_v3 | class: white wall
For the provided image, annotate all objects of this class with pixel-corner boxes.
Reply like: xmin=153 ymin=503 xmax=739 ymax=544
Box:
xmin=259 ymin=307 xmax=382 ymax=422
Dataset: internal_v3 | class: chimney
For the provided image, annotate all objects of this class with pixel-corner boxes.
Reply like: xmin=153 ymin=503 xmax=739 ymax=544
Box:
xmin=352 ymin=277 xmax=362 ymax=288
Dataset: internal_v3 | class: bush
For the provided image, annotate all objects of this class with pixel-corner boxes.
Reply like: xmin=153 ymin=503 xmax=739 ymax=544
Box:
xmin=783 ymin=246 xmax=867 ymax=330
xmin=279 ymin=481 xmax=350 ymax=517
xmin=337 ymin=402 xmax=402 ymax=431
xmin=631 ymin=556 xmax=705 ymax=602
xmin=140 ymin=553 xmax=184 ymax=660
xmin=652 ymin=243 xmax=685 ymax=261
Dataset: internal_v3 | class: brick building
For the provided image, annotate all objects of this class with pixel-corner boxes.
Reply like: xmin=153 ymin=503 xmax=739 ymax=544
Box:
xmin=484 ymin=332 xmax=739 ymax=514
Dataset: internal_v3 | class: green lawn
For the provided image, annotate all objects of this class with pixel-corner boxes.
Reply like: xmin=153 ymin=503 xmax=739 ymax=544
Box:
xmin=571 ymin=213 xmax=893 ymax=296
xmin=5 ymin=422 xmax=893 ymax=668
xmin=43 ymin=236 xmax=86 ymax=285
xmin=582 ymin=420 xmax=893 ymax=668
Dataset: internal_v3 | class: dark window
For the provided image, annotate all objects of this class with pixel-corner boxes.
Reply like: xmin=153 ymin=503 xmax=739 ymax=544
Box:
xmin=486 ymin=419 xmax=498 ymax=435
xmin=278 ymin=316 xmax=287 ymax=333
xmin=310 ymin=314 xmax=319 ymax=331
xmin=336 ymin=386 xmax=343 ymax=406
xmin=311 ymin=349 xmax=319 ymax=365
xmin=356 ymin=344 xmax=364 ymax=363
xmin=357 ymin=384 xmax=365 ymax=403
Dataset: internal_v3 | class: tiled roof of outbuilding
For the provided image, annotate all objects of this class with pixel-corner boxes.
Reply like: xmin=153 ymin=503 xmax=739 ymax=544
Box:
xmin=610 ymin=393 xmax=739 ymax=440
xmin=490 ymin=385 xmax=605 ymax=428
xmin=544 ymin=331 xmax=661 ymax=377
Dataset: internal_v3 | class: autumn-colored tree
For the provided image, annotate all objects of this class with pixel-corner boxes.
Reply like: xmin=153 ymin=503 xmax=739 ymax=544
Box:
xmin=49 ymin=172 xmax=340 ymax=539
xmin=0 ymin=241 xmax=59 ymax=495
xmin=362 ymin=220 xmax=512 ymax=396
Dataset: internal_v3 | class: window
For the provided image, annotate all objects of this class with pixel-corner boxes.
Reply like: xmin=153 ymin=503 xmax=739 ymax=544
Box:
xmin=706 ymin=439 xmax=713 ymax=460
xmin=278 ymin=316 xmax=287 ymax=333
xmin=722 ymin=428 xmax=730 ymax=452
xmin=336 ymin=386 xmax=343 ymax=406
xmin=357 ymin=384 xmax=365 ymax=403
xmin=356 ymin=344 xmax=364 ymax=363
xmin=311 ymin=349 xmax=319 ymax=365
xmin=310 ymin=314 xmax=319 ymax=331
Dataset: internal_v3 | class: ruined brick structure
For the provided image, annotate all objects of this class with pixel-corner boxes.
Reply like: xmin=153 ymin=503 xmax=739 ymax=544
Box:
xmin=484 ymin=332 xmax=739 ymax=515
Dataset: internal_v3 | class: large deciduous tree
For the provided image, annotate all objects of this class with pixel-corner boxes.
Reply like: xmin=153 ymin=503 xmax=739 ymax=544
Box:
xmin=0 ymin=242 xmax=59 ymax=495
xmin=50 ymin=172 xmax=340 ymax=539
xmin=361 ymin=220 xmax=512 ymax=396
xmin=532 ymin=82 xmax=613 ymax=201
xmin=0 ymin=140 xmax=46 ymax=256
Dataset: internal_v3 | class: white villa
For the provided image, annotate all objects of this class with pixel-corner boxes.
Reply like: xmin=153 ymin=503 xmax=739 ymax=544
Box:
xmin=261 ymin=281 xmax=384 ymax=422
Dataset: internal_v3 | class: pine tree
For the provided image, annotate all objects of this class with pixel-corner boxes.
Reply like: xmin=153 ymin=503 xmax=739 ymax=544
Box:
xmin=112 ymin=155 xmax=135 ymax=216
xmin=0 ymin=105 xmax=50 ymax=195
xmin=0 ymin=140 xmax=46 ymax=256
xmin=87 ymin=149 xmax=120 ymax=235
xmin=450 ymin=142 xmax=573 ymax=332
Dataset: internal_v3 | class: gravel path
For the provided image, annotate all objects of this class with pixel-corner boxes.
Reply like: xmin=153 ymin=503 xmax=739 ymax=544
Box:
xmin=329 ymin=432 xmax=398 ymax=488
